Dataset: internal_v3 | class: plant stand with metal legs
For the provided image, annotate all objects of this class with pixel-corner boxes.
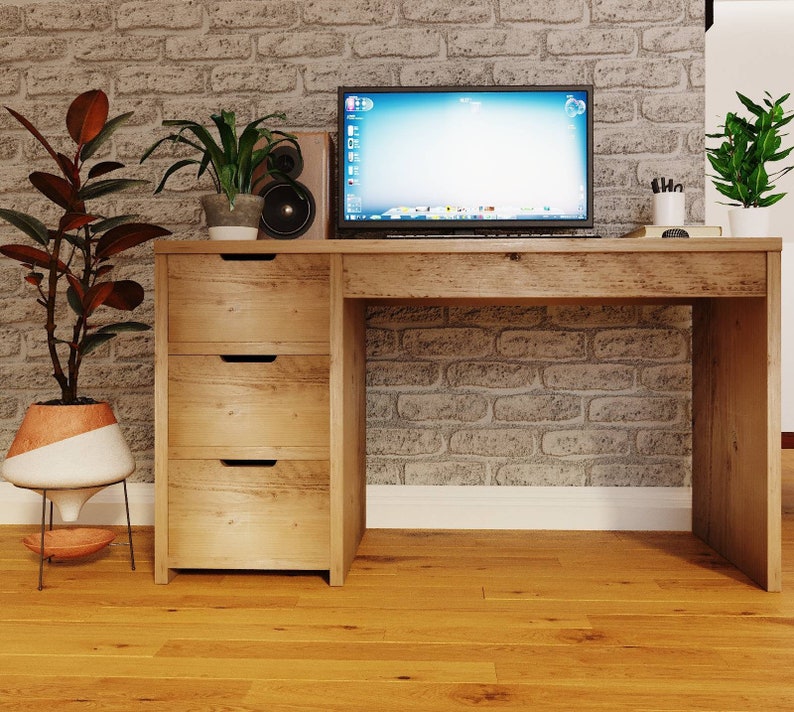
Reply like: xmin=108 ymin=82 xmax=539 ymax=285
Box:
xmin=35 ymin=479 xmax=135 ymax=591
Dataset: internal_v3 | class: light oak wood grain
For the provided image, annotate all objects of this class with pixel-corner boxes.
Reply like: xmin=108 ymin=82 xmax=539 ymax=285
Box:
xmin=153 ymin=254 xmax=173 ymax=584
xmin=154 ymin=238 xmax=782 ymax=592
xmin=329 ymin=253 xmax=366 ymax=586
xmin=342 ymin=251 xmax=768 ymax=299
xmin=167 ymin=252 xmax=330 ymax=349
xmin=167 ymin=459 xmax=329 ymax=569
xmin=0 ymin=452 xmax=791 ymax=712
xmin=167 ymin=354 xmax=329 ymax=451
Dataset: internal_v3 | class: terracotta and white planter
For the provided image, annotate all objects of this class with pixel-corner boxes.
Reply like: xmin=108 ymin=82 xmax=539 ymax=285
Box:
xmin=1 ymin=402 xmax=135 ymax=522
xmin=201 ymin=193 xmax=264 ymax=241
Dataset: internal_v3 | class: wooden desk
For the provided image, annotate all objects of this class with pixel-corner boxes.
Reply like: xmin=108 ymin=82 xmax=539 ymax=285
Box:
xmin=154 ymin=238 xmax=782 ymax=591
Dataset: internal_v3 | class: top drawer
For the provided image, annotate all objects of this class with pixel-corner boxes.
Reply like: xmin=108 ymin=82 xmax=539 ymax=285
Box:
xmin=167 ymin=253 xmax=330 ymax=348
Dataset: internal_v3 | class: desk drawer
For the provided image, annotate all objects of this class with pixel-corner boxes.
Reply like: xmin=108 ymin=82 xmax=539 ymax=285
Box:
xmin=167 ymin=459 xmax=330 ymax=569
xmin=167 ymin=253 xmax=330 ymax=347
xmin=168 ymin=354 xmax=329 ymax=450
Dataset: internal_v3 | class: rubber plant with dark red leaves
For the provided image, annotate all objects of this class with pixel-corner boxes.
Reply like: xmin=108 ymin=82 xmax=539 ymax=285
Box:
xmin=0 ymin=89 xmax=171 ymax=405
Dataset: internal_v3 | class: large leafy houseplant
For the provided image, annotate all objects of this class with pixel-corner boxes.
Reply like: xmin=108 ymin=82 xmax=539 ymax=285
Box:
xmin=140 ymin=109 xmax=302 ymax=210
xmin=0 ymin=89 xmax=171 ymax=405
xmin=706 ymin=91 xmax=794 ymax=208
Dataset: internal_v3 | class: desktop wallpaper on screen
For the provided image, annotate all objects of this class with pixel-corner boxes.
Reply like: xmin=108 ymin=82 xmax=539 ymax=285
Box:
xmin=339 ymin=87 xmax=591 ymax=229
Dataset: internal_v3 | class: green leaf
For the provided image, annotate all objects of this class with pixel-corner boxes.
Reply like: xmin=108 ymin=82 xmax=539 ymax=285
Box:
xmin=96 ymin=321 xmax=151 ymax=334
xmin=62 ymin=231 xmax=86 ymax=250
xmin=162 ymin=121 xmax=226 ymax=168
xmin=81 ymin=111 xmax=133 ymax=161
xmin=80 ymin=332 xmax=116 ymax=355
xmin=89 ymin=215 xmax=138 ymax=235
xmin=0 ymin=208 xmax=50 ymax=245
xmin=140 ymin=132 xmax=206 ymax=163
xmin=78 ymin=178 xmax=148 ymax=201
xmin=757 ymin=192 xmax=787 ymax=207
xmin=737 ymin=92 xmax=766 ymax=117
xmin=66 ymin=284 xmax=83 ymax=315
xmin=769 ymin=146 xmax=794 ymax=163
xmin=747 ymin=164 xmax=769 ymax=198
xmin=211 ymin=111 xmax=238 ymax=168
xmin=150 ymin=158 xmax=202 ymax=194
xmin=218 ymin=163 xmax=237 ymax=203
xmin=713 ymin=181 xmax=742 ymax=202
xmin=236 ymin=125 xmax=260 ymax=194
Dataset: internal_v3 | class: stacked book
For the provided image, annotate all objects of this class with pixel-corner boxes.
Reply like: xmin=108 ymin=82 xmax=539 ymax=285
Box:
xmin=620 ymin=225 xmax=723 ymax=239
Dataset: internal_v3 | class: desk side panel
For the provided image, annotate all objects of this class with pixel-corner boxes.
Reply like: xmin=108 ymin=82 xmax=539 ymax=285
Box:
xmin=329 ymin=255 xmax=367 ymax=585
xmin=154 ymin=254 xmax=174 ymax=584
xmin=692 ymin=281 xmax=781 ymax=590
xmin=766 ymin=250 xmax=782 ymax=589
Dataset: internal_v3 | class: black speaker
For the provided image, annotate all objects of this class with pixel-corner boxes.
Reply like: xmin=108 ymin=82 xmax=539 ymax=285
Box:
xmin=256 ymin=132 xmax=331 ymax=240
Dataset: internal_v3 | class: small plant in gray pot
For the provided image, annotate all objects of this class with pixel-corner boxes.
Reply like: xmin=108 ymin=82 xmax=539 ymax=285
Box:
xmin=141 ymin=110 xmax=302 ymax=240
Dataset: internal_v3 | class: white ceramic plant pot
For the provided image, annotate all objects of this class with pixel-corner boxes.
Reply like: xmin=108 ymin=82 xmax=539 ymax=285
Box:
xmin=1 ymin=402 xmax=135 ymax=522
xmin=201 ymin=193 xmax=264 ymax=241
xmin=728 ymin=206 xmax=771 ymax=237
xmin=207 ymin=225 xmax=260 ymax=241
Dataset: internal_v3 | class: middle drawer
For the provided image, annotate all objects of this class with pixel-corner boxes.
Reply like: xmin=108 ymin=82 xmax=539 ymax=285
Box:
xmin=168 ymin=354 xmax=329 ymax=452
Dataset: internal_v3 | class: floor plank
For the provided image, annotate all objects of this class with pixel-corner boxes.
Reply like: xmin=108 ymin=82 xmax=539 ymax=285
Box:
xmin=0 ymin=454 xmax=792 ymax=710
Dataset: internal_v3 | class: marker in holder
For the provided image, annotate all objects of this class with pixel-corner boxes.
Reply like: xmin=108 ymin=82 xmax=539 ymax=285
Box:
xmin=650 ymin=178 xmax=685 ymax=226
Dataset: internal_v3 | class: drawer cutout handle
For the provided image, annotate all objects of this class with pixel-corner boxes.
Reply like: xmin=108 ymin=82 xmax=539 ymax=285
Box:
xmin=220 ymin=253 xmax=276 ymax=262
xmin=221 ymin=459 xmax=278 ymax=468
xmin=220 ymin=355 xmax=277 ymax=363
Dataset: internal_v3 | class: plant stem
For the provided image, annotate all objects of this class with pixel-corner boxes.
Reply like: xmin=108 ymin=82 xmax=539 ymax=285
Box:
xmin=45 ymin=230 xmax=70 ymax=403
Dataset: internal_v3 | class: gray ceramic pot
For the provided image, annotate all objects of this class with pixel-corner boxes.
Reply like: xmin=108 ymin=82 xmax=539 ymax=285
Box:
xmin=200 ymin=193 xmax=265 ymax=240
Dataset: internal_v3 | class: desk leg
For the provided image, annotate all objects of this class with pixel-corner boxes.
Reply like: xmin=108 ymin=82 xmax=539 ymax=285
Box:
xmin=692 ymin=289 xmax=781 ymax=591
xmin=154 ymin=254 xmax=176 ymax=585
xmin=329 ymin=257 xmax=367 ymax=586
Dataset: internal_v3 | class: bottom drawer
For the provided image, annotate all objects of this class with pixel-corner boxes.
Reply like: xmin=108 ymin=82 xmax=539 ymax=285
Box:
xmin=167 ymin=459 xmax=329 ymax=570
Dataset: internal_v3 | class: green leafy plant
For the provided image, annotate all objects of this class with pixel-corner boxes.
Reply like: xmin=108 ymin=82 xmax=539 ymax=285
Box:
xmin=140 ymin=109 xmax=301 ymax=209
xmin=0 ymin=89 xmax=171 ymax=405
xmin=706 ymin=91 xmax=794 ymax=208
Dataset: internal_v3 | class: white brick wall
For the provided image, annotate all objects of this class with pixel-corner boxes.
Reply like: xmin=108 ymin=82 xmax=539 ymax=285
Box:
xmin=0 ymin=0 xmax=703 ymax=488
xmin=367 ymin=305 xmax=691 ymax=487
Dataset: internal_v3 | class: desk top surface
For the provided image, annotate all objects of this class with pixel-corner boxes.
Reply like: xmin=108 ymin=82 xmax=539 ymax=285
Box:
xmin=155 ymin=237 xmax=782 ymax=255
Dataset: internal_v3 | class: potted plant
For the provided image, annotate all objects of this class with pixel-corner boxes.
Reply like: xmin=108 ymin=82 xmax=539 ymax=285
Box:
xmin=0 ymin=89 xmax=171 ymax=523
xmin=140 ymin=109 xmax=302 ymax=240
xmin=706 ymin=90 xmax=794 ymax=236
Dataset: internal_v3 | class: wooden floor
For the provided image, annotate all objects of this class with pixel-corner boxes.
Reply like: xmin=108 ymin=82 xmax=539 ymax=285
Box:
xmin=1 ymin=455 xmax=793 ymax=711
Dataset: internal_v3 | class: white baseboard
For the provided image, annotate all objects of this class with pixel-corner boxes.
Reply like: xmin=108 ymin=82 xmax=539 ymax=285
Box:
xmin=0 ymin=482 xmax=691 ymax=531
xmin=0 ymin=481 xmax=155 ymax=526
xmin=367 ymin=485 xmax=692 ymax=531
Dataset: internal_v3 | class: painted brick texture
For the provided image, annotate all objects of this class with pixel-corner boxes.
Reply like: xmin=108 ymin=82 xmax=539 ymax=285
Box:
xmin=367 ymin=305 xmax=691 ymax=486
xmin=0 ymin=0 xmax=702 ymax=488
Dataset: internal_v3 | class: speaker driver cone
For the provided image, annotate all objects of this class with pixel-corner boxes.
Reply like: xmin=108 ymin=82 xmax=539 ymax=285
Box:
xmin=259 ymin=181 xmax=314 ymax=239
xmin=270 ymin=144 xmax=303 ymax=180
